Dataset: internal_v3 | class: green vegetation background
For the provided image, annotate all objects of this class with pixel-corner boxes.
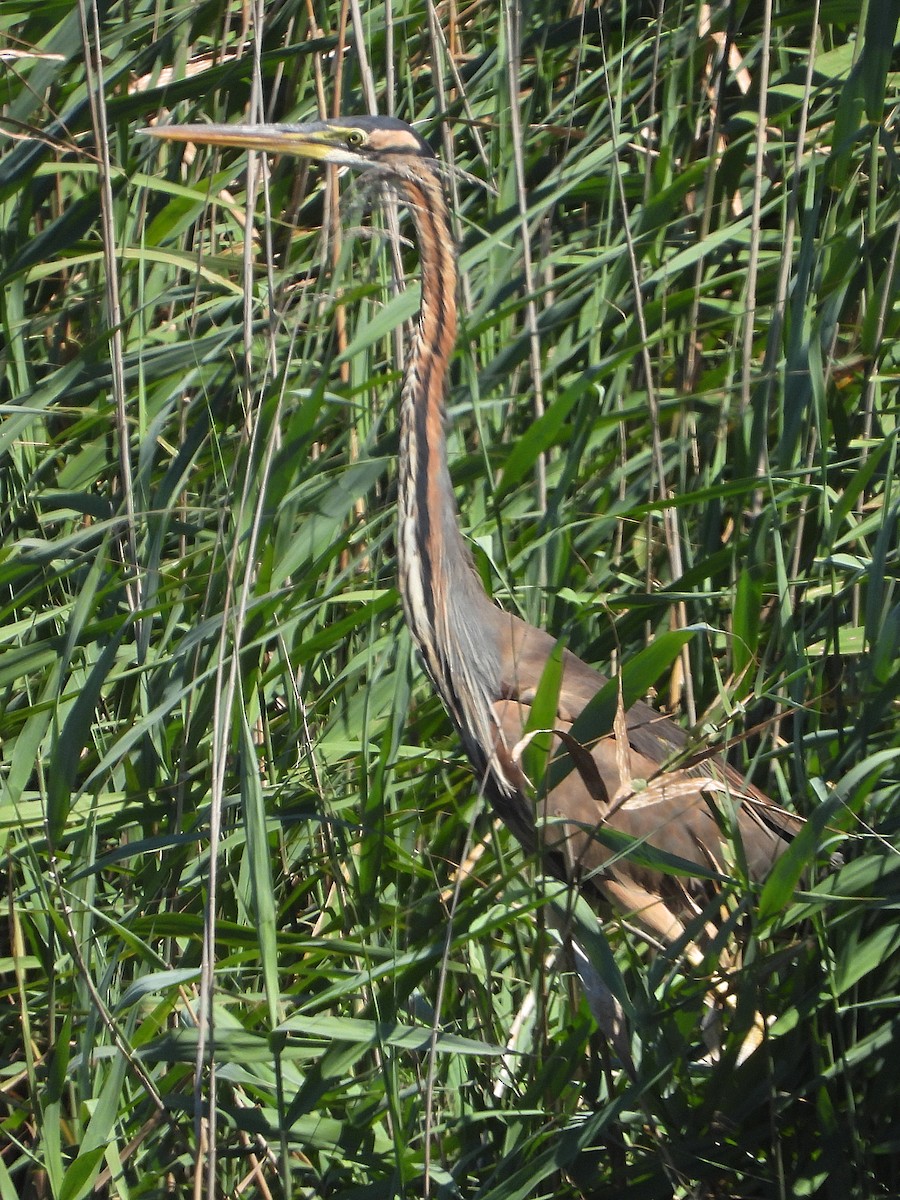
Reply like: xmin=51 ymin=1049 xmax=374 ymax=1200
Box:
xmin=1 ymin=1 xmax=898 ymax=1196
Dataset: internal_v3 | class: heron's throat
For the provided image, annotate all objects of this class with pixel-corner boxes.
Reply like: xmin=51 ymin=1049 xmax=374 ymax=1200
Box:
xmin=396 ymin=170 xmax=462 ymax=649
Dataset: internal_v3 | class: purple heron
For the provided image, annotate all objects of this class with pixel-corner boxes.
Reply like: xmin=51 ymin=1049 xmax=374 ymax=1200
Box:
xmin=146 ymin=116 xmax=811 ymax=1007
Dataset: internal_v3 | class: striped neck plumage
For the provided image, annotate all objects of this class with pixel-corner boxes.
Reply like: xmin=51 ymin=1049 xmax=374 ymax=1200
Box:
xmin=393 ymin=163 xmax=505 ymax=776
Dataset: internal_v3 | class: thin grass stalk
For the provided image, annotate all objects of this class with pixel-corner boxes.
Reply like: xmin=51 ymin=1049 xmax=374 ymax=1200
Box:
xmin=196 ymin=25 xmax=269 ymax=1197
xmin=331 ymin=0 xmax=350 ymax=115
xmin=598 ymin=16 xmax=696 ymax=724
xmin=762 ymin=0 xmax=819 ymax=399
xmin=349 ymin=0 xmax=378 ymax=114
xmin=503 ymin=0 xmax=548 ymax=545
xmin=384 ymin=0 xmax=395 ymax=114
xmin=304 ymin=0 xmax=329 ymax=114
xmin=743 ymin=0 xmax=773 ymax=489
xmin=426 ymin=0 xmax=491 ymax=175
xmin=682 ymin=4 xmax=735 ymax=391
xmin=250 ymin=10 xmax=295 ymax=1194
xmin=642 ymin=9 xmax=665 ymax=209
xmin=350 ymin=0 xmax=406 ymax=362
xmin=425 ymin=0 xmax=485 ymax=328
xmin=767 ymin=1 xmax=821 ymax=754
xmin=862 ymin=214 xmax=900 ymax=442
xmin=78 ymin=0 xmax=139 ymax=618
xmin=422 ymin=802 xmax=480 ymax=1200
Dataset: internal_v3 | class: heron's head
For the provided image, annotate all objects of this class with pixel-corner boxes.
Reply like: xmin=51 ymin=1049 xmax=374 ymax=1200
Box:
xmin=142 ymin=115 xmax=436 ymax=176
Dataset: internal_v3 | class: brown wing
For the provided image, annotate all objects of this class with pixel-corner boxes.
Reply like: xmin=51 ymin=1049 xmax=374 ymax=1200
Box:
xmin=483 ymin=608 xmax=802 ymax=942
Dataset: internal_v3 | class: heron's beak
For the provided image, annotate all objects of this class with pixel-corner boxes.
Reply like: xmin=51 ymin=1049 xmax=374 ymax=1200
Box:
xmin=140 ymin=122 xmax=341 ymax=162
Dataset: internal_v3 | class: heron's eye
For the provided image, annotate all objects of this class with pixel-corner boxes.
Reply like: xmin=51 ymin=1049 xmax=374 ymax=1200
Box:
xmin=346 ymin=130 xmax=364 ymax=148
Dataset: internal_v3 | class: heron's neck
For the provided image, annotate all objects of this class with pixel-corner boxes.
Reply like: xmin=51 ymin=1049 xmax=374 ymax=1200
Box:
xmin=396 ymin=169 xmax=461 ymax=608
xmin=394 ymin=169 xmax=502 ymax=749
